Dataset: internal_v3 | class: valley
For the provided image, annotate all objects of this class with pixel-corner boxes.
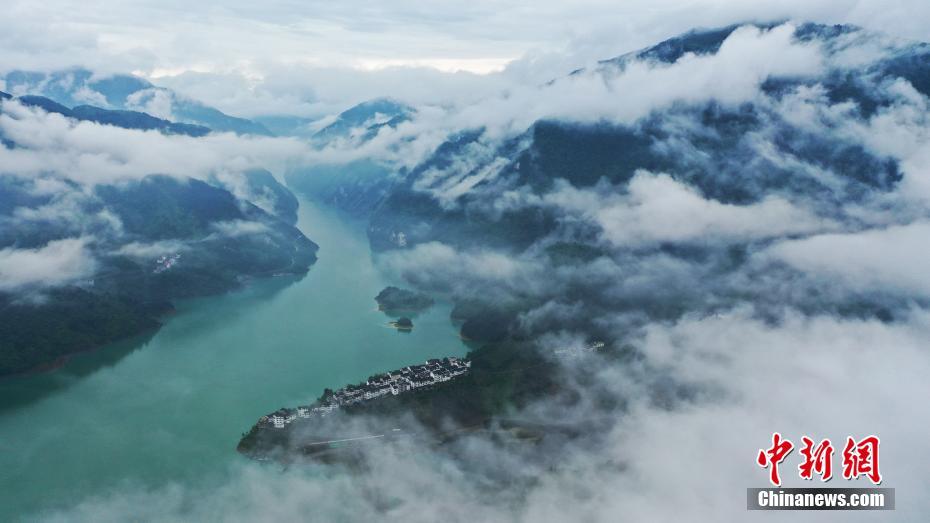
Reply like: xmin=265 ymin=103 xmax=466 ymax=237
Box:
xmin=0 ymin=198 xmax=467 ymax=520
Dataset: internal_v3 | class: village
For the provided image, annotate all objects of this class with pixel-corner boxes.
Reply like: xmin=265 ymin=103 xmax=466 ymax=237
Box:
xmin=554 ymin=340 xmax=605 ymax=358
xmin=262 ymin=356 xmax=471 ymax=429
xmin=153 ymin=253 xmax=181 ymax=274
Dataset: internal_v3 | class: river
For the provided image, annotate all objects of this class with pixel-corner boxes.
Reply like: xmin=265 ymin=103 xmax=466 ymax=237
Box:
xmin=0 ymin=198 xmax=467 ymax=520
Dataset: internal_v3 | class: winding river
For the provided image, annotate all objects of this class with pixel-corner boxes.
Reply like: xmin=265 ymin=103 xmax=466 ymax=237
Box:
xmin=0 ymin=198 xmax=467 ymax=519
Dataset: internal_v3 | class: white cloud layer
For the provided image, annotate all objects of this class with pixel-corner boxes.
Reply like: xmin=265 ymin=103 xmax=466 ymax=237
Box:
xmin=0 ymin=100 xmax=310 ymax=186
xmin=547 ymin=171 xmax=834 ymax=247
xmin=766 ymin=222 xmax=930 ymax=296
xmin=521 ymin=309 xmax=930 ymax=522
xmin=0 ymin=238 xmax=96 ymax=291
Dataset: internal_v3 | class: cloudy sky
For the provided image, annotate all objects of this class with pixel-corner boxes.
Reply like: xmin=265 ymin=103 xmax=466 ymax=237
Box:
xmin=5 ymin=0 xmax=930 ymax=117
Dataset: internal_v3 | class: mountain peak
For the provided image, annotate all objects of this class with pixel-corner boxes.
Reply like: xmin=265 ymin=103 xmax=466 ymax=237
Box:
xmin=313 ymin=97 xmax=413 ymax=142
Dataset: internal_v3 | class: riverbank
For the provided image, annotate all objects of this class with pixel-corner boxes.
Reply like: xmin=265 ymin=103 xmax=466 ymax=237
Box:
xmin=0 ymin=198 xmax=468 ymax=520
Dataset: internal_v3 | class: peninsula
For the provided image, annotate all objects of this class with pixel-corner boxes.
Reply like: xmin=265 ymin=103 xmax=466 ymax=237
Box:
xmin=238 ymin=357 xmax=471 ymax=456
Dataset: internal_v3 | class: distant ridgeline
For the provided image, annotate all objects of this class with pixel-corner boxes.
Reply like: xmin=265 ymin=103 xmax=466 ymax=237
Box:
xmin=15 ymin=94 xmax=210 ymax=137
xmin=2 ymin=68 xmax=273 ymax=136
xmin=0 ymin=90 xmax=315 ymax=375
xmin=285 ymin=23 xmax=915 ymax=255
xmin=285 ymin=98 xmax=413 ymax=216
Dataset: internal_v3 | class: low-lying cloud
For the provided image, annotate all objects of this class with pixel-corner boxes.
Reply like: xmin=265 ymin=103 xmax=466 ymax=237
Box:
xmin=0 ymin=100 xmax=310 ymax=187
xmin=33 ymin=308 xmax=930 ymax=522
xmin=766 ymin=222 xmax=930 ymax=297
xmin=0 ymin=237 xmax=96 ymax=292
xmin=558 ymin=172 xmax=834 ymax=247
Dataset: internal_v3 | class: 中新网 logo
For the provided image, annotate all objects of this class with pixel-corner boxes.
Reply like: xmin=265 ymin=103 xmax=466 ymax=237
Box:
xmin=756 ymin=433 xmax=881 ymax=486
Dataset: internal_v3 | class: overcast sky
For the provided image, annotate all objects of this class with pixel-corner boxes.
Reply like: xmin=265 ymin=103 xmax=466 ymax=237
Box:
xmin=4 ymin=0 xmax=930 ymax=72
xmin=4 ymin=0 xmax=930 ymax=117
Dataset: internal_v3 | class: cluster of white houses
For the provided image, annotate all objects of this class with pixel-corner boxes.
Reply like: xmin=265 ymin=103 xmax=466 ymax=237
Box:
xmin=554 ymin=340 xmax=605 ymax=357
xmin=153 ymin=253 xmax=181 ymax=274
xmin=262 ymin=357 xmax=471 ymax=429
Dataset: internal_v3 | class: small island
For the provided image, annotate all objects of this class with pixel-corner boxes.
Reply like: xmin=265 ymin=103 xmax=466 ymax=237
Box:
xmin=389 ymin=316 xmax=414 ymax=330
xmin=375 ymin=286 xmax=434 ymax=312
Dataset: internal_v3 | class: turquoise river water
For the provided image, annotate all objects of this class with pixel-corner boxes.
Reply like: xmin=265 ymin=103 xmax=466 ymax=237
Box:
xmin=0 ymin=199 xmax=467 ymax=519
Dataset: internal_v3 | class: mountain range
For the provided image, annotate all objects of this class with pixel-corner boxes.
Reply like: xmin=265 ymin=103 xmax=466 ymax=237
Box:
xmin=3 ymin=68 xmax=273 ymax=136
xmin=14 ymin=94 xmax=211 ymax=136
xmin=0 ymin=92 xmax=315 ymax=375
xmin=283 ymin=22 xmax=929 ymax=345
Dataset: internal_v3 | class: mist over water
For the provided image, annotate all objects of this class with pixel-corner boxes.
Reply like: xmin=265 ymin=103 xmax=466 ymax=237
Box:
xmin=0 ymin=199 xmax=466 ymax=520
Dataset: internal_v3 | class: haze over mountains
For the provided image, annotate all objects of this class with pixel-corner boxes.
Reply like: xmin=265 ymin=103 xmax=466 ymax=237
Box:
xmin=3 ymin=18 xmax=930 ymax=522
xmin=3 ymin=68 xmax=273 ymax=136
xmin=0 ymin=90 xmax=316 ymax=375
